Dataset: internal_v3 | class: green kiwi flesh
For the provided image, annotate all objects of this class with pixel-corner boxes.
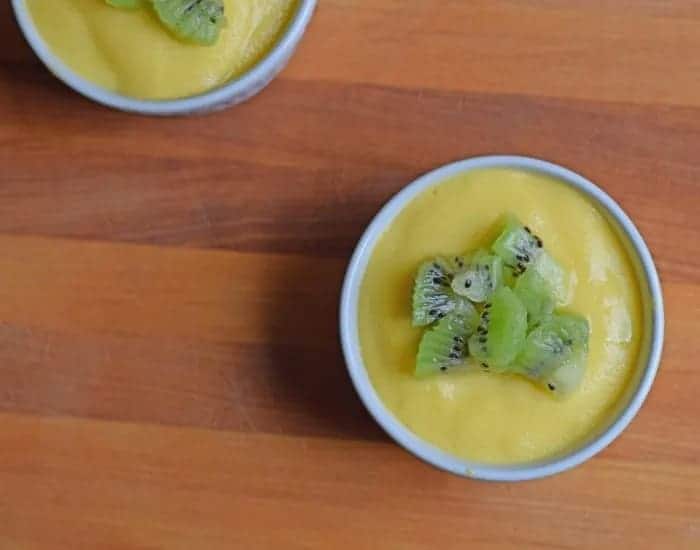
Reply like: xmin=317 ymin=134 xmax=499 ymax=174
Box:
xmin=491 ymin=215 xmax=543 ymax=278
xmin=515 ymin=313 xmax=590 ymax=396
xmin=412 ymin=257 xmax=465 ymax=326
xmin=152 ymin=0 xmax=226 ymax=46
xmin=411 ymin=215 xmax=588 ymax=397
xmin=104 ymin=0 xmax=225 ymax=45
xmin=416 ymin=310 xmax=477 ymax=377
xmin=451 ymin=250 xmax=503 ymax=303
xmin=468 ymin=287 xmax=527 ymax=369
xmin=514 ymin=266 xmax=555 ymax=327
xmin=531 ymin=250 xmax=568 ymax=305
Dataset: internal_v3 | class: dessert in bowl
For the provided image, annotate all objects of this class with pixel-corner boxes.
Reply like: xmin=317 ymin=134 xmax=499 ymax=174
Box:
xmin=13 ymin=0 xmax=316 ymax=114
xmin=340 ymin=156 xmax=664 ymax=480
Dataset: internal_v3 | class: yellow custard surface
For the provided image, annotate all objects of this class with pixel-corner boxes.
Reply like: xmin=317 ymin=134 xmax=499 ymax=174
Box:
xmin=358 ymin=168 xmax=645 ymax=464
xmin=26 ymin=0 xmax=297 ymax=99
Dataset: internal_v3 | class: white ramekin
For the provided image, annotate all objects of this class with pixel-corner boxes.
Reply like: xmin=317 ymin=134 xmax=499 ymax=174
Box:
xmin=340 ymin=155 xmax=665 ymax=481
xmin=12 ymin=0 xmax=316 ymax=115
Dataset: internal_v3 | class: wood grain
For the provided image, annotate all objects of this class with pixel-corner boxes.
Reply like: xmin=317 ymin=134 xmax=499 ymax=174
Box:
xmin=0 ymin=1 xmax=699 ymax=548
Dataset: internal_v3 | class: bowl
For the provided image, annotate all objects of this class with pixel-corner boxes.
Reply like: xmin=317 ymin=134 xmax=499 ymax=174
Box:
xmin=12 ymin=0 xmax=317 ymax=115
xmin=339 ymin=155 xmax=664 ymax=481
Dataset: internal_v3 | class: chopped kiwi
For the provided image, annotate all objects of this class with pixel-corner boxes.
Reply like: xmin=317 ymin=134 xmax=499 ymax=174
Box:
xmin=468 ymin=287 xmax=527 ymax=370
xmin=153 ymin=0 xmax=226 ymax=46
xmin=410 ymin=215 xmax=588 ymax=397
xmin=491 ymin=215 xmax=544 ymax=278
xmin=451 ymin=250 xmax=503 ymax=303
xmin=531 ymin=251 xmax=568 ymax=305
xmin=412 ymin=257 xmax=465 ymax=326
xmin=106 ymin=0 xmax=226 ymax=45
xmin=416 ymin=311 xmax=477 ymax=377
xmin=514 ymin=267 xmax=555 ymax=328
xmin=515 ymin=313 xmax=590 ymax=396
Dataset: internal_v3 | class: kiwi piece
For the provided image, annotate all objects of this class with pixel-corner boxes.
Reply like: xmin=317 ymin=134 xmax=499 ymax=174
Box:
xmin=106 ymin=0 xmax=143 ymax=7
xmin=416 ymin=310 xmax=477 ymax=377
xmin=152 ymin=0 xmax=226 ymax=46
xmin=515 ymin=313 xmax=590 ymax=396
xmin=531 ymin=250 xmax=568 ymax=305
xmin=468 ymin=287 xmax=527 ymax=370
xmin=412 ymin=257 xmax=465 ymax=326
xmin=451 ymin=250 xmax=503 ymax=303
xmin=491 ymin=215 xmax=543 ymax=278
xmin=514 ymin=267 xmax=555 ymax=327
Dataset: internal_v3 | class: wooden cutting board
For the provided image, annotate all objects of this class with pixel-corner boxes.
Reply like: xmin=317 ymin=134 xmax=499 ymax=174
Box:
xmin=0 ymin=1 xmax=698 ymax=548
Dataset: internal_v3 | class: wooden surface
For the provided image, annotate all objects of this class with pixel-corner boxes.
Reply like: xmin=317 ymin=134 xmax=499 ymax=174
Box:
xmin=1 ymin=1 xmax=699 ymax=548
